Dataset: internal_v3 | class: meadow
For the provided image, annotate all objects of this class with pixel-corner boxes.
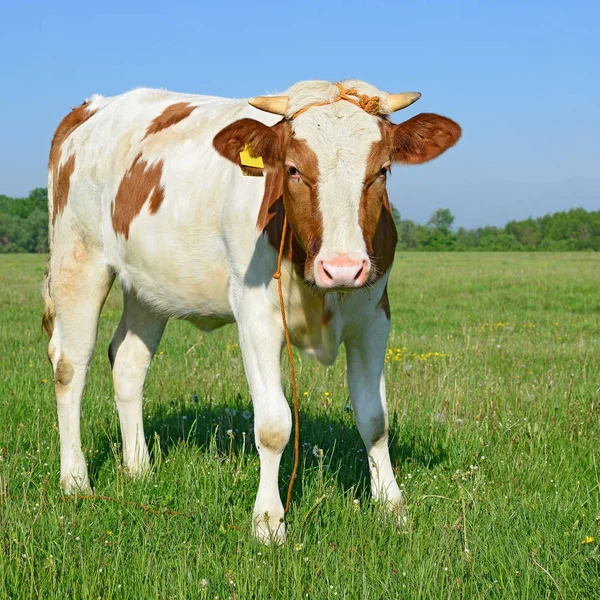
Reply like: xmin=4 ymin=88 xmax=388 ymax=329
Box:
xmin=1 ymin=252 xmax=599 ymax=599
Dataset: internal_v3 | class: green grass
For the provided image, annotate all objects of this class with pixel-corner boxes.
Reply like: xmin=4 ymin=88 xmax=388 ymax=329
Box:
xmin=1 ymin=252 xmax=599 ymax=599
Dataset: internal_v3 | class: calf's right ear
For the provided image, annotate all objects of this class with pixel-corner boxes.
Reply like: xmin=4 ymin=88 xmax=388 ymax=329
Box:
xmin=213 ymin=119 xmax=287 ymax=170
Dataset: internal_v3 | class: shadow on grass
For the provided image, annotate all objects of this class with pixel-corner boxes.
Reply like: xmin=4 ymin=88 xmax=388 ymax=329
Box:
xmin=88 ymin=396 xmax=447 ymax=504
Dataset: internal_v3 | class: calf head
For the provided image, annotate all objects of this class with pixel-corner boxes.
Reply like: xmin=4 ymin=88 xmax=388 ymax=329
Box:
xmin=214 ymin=80 xmax=461 ymax=289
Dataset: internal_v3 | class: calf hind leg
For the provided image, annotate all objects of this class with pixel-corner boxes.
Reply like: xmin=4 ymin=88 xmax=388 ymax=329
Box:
xmin=46 ymin=240 xmax=114 ymax=493
xmin=109 ymin=292 xmax=167 ymax=476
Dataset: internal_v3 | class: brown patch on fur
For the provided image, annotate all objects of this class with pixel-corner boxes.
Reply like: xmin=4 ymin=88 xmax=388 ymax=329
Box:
xmin=49 ymin=101 xmax=95 ymax=174
xmin=281 ymin=138 xmax=322 ymax=282
xmin=111 ymin=154 xmax=165 ymax=239
xmin=214 ymin=118 xmax=323 ymax=282
xmin=258 ymin=424 xmax=290 ymax=454
xmin=391 ymin=113 xmax=461 ymax=164
xmin=52 ymin=153 xmax=76 ymax=225
xmin=55 ymin=357 xmax=74 ymax=388
xmin=370 ymin=199 xmax=397 ymax=280
xmin=49 ymin=101 xmax=96 ymax=224
xmin=258 ymin=138 xmax=323 ymax=282
xmin=360 ymin=128 xmax=397 ymax=282
xmin=257 ymin=170 xmax=284 ymax=231
xmin=377 ymin=285 xmax=391 ymax=319
xmin=143 ymin=102 xmax=197 ymax=139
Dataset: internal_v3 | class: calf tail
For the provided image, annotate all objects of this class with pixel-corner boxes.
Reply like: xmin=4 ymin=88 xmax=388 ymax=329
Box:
xmin=41 ymin=260 xmax=55 ymax=338
xmin=42 ymin=171 xmax=55 ymax=338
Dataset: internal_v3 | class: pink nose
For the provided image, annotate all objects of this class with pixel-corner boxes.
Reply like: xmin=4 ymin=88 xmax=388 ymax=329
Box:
xmin=316 ymin=255 xmax=369 ymax=288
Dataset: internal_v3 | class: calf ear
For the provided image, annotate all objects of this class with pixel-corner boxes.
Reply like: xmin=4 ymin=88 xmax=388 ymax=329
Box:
xmin=213 ymin=118 xmax=287 ymax=169
xmin=391 ymin=113 xmax=461 ymax=164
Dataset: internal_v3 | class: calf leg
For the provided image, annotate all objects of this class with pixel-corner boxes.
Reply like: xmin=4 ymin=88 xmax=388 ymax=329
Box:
xmin=345 ymin=310 xmax=404 ymax=513
xmin=237 ymin=301 xmax=290 ymax=544
xmin=46 ymin=239 xmax=114 ymax=492
xmin=109 ymin=292 xmax=167 ymax=476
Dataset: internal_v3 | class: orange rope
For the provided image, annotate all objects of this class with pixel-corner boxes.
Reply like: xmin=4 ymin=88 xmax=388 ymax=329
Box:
xmin=290 ymin=83 xmax=381 ymax=120
xmin=272 ymin=215 xmax=300 ymax=514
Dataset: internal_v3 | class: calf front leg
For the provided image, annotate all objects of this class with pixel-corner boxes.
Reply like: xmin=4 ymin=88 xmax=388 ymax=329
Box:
xmin=345 ymin=309 xmax=404 ymax=517
xmin=237 ymin=302 xmax=291 ymax=544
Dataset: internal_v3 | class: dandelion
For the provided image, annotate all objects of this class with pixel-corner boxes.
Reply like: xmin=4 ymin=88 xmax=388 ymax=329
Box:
xmin=295 ymin=543 xmax=304 ymax=551
xmin=241 ymin=410 xmax=252 ymax=420
xmin=224 ymin=408 xmax=236 ymax=417
xmin=313 ymin=445 xmax=324 ymax=458
xmin=583 ymin=536 xmax=595 ymax=544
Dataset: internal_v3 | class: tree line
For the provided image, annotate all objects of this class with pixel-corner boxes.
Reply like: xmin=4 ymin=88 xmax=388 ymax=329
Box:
xmin=391 ymin=206 xmax=599 ymax=251
xmin=0 ymin=188 xmax=598 ymax=253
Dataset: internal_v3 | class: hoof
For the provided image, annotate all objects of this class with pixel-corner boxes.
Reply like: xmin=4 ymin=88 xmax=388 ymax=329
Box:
xmin=60 ymin=453 xmax=90 ymax=494
xmin=60 ymin=473 xmax=91 ymax=495
xmin=381 ymin=498 xmax=409 ymax=532
xmin=252 ymin=511 xmax=287 ymax=545
xmin=123 ymin=457 xmax=151 ymax=479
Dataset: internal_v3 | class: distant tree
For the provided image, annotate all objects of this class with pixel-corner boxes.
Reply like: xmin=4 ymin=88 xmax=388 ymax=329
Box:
xmin=427 ymin=208 xmax=455 ymax=235
xmin=0 ymin=189 xmax=49 ymax=252
xmin=397 ymin=219 xmax=420 ymax=249
xmin=456 ymin=226 xmax=478 ymax=250
xmin=505 ymin=218 xmax=542 ymax=248
xmin=422 ymin=208 xmax=457 ymax=250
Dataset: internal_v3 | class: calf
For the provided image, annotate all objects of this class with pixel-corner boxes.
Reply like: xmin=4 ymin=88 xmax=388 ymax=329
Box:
xmin=42 ymin=80 xmax=460 ymax=543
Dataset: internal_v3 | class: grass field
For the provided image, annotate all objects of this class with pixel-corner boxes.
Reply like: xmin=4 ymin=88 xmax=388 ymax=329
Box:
xmin=1 ymin=252 xmax=599 ymax=599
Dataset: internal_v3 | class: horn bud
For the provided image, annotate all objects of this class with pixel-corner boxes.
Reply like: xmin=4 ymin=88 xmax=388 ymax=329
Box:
xmin=248 ymin=95 xmax=289 ymax=116
xmin=387 ymin=92 xmax=421 ymax=113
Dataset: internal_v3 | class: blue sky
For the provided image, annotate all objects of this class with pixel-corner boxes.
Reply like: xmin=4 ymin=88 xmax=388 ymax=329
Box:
xmin=1 ymin=0 xmax=598 ymax=228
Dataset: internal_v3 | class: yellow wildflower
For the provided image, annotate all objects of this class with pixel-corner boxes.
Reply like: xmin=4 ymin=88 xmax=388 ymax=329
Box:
xmin=583 ymin=536 xmax=595 ymax=544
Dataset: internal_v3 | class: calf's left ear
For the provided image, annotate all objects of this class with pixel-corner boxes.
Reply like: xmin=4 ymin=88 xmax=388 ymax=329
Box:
xmin=392 ymin=113 xmax=461 ymax=164
xmin=213 ymin=118 xmax=286 ymax=170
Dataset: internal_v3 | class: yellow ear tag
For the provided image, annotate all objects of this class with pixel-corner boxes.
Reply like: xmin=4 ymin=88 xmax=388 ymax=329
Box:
xmin=239 ymin=143 xmax=264 ymax=169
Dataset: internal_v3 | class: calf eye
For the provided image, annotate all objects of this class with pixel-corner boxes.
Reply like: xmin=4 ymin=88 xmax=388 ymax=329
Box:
xmin=287 ymin=166 xmax=302 ymax=182
xmin=378 ymin=167 xmax=388 ymax=180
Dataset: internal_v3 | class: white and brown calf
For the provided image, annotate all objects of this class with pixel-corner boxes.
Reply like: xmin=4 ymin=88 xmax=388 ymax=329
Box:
xmin=42 ymin=80 xmax=460 ymax=543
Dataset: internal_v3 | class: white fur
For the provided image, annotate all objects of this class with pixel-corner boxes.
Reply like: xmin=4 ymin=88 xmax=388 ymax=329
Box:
xmin=47 ymin=81 xmax=403 ymax=543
